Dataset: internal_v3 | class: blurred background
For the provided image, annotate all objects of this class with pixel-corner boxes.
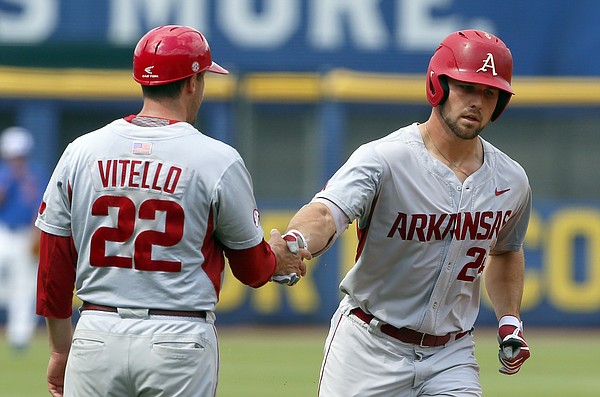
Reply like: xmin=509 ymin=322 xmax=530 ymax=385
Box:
xmin=1 ymin=0 xmax=599 ymax=338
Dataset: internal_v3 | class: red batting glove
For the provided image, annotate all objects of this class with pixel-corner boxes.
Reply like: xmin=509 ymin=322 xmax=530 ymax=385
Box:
xmin=497 ymin=315 xmax=531 ymax=375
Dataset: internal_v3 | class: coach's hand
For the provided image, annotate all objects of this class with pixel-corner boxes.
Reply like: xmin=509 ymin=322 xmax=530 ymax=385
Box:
xmin=269 ymin=229 xmax=310 ymax=286
xmin=497 ymin=315 xmax=530 ymax=375
xmin=47 ymin=350 xmax=68 ymax=396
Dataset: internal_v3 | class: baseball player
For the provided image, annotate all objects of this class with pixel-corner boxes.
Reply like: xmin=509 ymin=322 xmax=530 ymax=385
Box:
xmin=0 ymin=126 xmax=45 ymax=351
xmin=35 ymin=25 xmax=309 ymax=397
xmin=285 ymin=30 xmax=531 ymax=396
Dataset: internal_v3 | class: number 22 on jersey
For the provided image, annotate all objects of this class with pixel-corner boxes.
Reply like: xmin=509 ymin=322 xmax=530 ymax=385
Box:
xmin=90 ymin=195 xmax=184 ymax=272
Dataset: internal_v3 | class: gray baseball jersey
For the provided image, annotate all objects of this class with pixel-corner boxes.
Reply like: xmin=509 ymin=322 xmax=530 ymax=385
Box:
xmin=35 ymin=118 xmax=264 ymax=312
xmin=315 ymin=123 xmax=531 ymax=335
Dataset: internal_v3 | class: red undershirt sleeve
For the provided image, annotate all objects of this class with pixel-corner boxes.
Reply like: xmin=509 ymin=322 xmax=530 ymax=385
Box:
xmin=224 ymin=240 xmax=276 ymax=288
xmin=36 ymin=231 xmax=77 ymax=319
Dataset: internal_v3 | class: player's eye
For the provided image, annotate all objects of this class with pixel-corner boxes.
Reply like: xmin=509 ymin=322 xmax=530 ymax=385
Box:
xmin=484 ymin=88 xmax=499 ymax=98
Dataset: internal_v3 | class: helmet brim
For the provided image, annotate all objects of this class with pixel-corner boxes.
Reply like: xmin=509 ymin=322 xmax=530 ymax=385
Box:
xmin=207 ymin=61 xmax=229 ymax=75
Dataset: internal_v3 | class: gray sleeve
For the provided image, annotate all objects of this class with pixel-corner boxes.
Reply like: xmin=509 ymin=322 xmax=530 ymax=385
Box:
xmin=35 ymin=145 xmax=73 ymax=236
xmin=494 ymin=185 xmax=532 ymax=252
xmin=314 ymin=143 xmax=384 ymax=226
xmin=212 ymin=158 xmax=264 ymax=250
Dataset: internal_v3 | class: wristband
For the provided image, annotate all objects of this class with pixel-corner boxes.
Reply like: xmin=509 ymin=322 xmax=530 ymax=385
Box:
xmin=499 ymin=315 xmax=522 ymax=330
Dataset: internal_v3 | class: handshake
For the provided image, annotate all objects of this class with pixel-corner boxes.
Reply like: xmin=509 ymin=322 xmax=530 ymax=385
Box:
xmin=270 ymin=229 xmax=310 ymax=286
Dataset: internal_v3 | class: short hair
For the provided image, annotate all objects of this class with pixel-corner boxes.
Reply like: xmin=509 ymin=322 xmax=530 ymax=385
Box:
xmin=141 ymin=77 xmax=187 ymax=100
xmin=141 ymin=73 xmax=203 ymax=100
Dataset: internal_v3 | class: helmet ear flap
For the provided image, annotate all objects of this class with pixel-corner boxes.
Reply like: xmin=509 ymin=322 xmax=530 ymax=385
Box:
xmin=491 ymin=90 xmax=512 ymax=122
xmin=427 ymin=72 xmax=449 ymax=107
xmin=437 ymin=76 xmax=449 ymax=106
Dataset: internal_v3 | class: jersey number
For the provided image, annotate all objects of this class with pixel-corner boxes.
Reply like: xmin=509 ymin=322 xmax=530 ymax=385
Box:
xmin=90 ymin=195 xmax=184 ymax=272
xmin=457 ymin=247 xmax=487 ymax=282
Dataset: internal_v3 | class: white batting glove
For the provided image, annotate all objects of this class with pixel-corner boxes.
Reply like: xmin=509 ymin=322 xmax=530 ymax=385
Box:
xmin=497 ymin=315 xmax=531 ymax=375
xmin=270 ymin=273 xmax=300 ymax=286
xmin=270 ymin=230 xmax=307 ymax=286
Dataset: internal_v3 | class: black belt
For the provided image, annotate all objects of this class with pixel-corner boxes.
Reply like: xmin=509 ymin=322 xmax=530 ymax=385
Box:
xmin=351 ymin=308 xmax=469 ymax=347
xmin=81 ymin=302 xmax=206 ymax=319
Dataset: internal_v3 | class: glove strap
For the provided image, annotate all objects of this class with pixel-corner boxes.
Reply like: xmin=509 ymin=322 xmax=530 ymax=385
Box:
xmin=284 ymin=229 xmax=308 ymax=252
xmin=499 ymin=315 xmax=523 ymax=330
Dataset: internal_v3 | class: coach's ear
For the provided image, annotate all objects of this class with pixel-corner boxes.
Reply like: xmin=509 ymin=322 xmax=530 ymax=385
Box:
xmin=184 ymin=74 xmax=196 ymax=94
xmin=181 ymin=72 xmax=202 ymax=96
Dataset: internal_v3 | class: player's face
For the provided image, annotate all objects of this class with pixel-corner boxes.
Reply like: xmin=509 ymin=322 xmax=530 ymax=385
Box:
xmin=439 ymin=77 xmax=499 ymax=140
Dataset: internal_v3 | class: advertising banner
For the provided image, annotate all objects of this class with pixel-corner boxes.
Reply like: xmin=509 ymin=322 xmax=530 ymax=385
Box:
xmin=2 ymin=0 xmax=600 ymax=75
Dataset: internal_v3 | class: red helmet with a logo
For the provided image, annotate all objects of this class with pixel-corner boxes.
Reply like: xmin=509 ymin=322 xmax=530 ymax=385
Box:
xmin=133 ymin=25 xmax=228 ymax=86
xmin=426 ymin=30 xmax=514 ymax=121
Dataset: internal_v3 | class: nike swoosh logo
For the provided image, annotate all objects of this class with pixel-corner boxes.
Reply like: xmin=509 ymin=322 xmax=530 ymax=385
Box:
xmin=495 ymin=188 xmax=511 ymax=196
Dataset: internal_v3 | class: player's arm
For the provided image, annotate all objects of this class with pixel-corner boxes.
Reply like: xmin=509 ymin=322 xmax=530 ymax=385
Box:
xmin=484 ymin=248 xmax=524 ymax=317
xmin=286 ymin=199 xmax=349 ymax=257
xmin=484 ymin=248 xmax=530 ymax=375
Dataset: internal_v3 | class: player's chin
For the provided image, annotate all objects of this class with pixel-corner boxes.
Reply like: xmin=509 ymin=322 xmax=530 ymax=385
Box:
xmin=456 ymin=124 xmax=482 ymax=140
xmin=466 ymin=115 xmax=489 ymax=132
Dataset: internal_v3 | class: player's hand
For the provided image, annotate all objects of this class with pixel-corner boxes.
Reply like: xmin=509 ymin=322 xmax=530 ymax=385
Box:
xmin=269 ymin=229 xmax=310 ymax=286
xmin=281 ymin=229 xmax=308 ymax=255
xmin=497 ymin=315 xmax=530 ymax=375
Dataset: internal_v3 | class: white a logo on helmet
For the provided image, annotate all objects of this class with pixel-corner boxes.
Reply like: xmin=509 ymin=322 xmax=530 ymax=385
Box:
xmin=476 ymin=53 xmax=498 ymax=76
xmin=191 ymin=61 xmax=200 ymax=72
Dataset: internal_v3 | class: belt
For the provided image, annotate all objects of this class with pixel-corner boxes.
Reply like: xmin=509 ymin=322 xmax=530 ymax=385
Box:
xmin=351 ymin=308 xmax=469 ymax=347
xmin=81 ymin=302 xmax=207 ymax=319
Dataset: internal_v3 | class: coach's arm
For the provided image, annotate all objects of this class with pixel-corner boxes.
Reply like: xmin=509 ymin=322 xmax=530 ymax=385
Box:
xmin=45 ymin=318 xmax=72 ymax=397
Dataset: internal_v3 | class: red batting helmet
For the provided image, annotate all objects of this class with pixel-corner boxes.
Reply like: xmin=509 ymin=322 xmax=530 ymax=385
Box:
xmin=133 ymin=25 xmax=228 ymax=86
xmin=426 ymin=30 xmax=514 ymax=121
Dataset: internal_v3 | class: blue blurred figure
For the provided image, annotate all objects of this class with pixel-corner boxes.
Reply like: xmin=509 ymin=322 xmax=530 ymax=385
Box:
xmin=0 ymin=127 xmax=46 ymax=351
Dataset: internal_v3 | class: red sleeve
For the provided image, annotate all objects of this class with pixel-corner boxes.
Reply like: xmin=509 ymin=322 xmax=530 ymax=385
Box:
xmin=36 ymin=231 xmax=77 ymax=319
xmin=224 ymin=240 xmax=276 ymax=288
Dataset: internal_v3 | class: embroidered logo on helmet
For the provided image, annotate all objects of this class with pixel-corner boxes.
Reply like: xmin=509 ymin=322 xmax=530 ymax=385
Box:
xmin=191 ymin=61 xmax=200 ymax=72
xmin=476 ymin=53 xmax=498 ymax=76
xmin=142 ymin=65 xmax=158 ymax=79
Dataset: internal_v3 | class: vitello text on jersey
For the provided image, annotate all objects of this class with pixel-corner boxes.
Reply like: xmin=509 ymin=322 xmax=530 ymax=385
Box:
xmin=92 ymin=159 xmax=185 ymax=195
